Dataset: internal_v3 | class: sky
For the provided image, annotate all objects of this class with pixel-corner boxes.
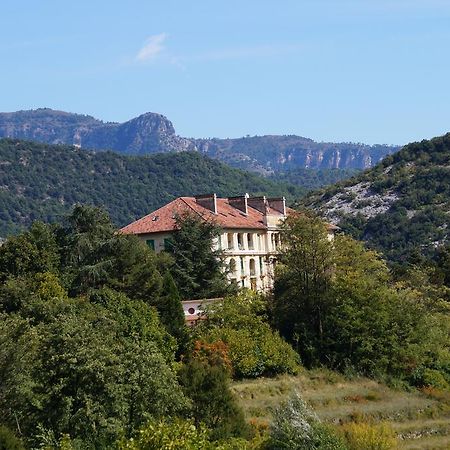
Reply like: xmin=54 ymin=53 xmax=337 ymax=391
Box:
xmin=1 ymin=0 xmax=450 ymax=145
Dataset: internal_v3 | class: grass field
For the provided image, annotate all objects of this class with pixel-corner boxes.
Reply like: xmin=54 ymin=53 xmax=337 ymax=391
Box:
xmin=231 ymin=369 xmax=450 ymax=449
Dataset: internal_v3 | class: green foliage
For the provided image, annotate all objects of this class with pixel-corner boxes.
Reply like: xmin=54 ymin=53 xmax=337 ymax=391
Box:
xmin=198 ymin=291 xmax=299 ymax=378
xmin=178 ymin=349 xmax=249 ymax=441
xmin=117 ymin=418 xmax=212 ymax=450
xmin=166 ymin=213 xmax=235 ymax=300
xmin=157 ymin=272 xmax=190 ymax=356
xmin=272 ymin=213 xmax=449 ymax=383
xmin=268 ymin=392 xmax=347 ymax=450
xmin=0 ymin=206 xmax=193 ymax=447
xmin=0 ymin=425 xmax=24 ymax=450
xmin=340 ymin=422 xmax=398 ymax=450
xmin=0 ymin=138 xmax=304 ymax=237
xmin=272 ymin=211 xmax=334 ymax=366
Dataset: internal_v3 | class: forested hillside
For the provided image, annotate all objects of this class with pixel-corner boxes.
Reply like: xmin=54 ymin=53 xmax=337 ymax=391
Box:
xmin=0 ymin=109 xmax=399 ymax=172
xmin=0 ymin=139 xmax=304 ymax=237
xmin=303 ymin=133 xmax=450 ymax=263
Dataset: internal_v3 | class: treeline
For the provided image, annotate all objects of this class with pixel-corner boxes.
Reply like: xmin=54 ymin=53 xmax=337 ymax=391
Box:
xmin=0 ymin=139 xmax=306 ymax=237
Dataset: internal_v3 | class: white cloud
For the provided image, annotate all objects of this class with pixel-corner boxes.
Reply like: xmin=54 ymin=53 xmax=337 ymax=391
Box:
xmin=136 ymin=33 xmax=167 ymax=62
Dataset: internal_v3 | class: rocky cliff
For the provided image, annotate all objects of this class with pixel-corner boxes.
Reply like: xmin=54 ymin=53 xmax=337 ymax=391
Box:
xmin=0 ymin=108 xmax=399 ymax=173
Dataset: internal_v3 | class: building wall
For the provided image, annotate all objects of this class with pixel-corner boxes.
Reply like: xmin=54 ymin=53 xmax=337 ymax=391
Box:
xmin=219 ymin=228 xmax=281 ymax=291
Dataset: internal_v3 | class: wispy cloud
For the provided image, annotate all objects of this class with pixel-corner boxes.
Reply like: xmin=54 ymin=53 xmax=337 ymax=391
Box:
xmin=135 ymin=33 xmax=167 ymax=62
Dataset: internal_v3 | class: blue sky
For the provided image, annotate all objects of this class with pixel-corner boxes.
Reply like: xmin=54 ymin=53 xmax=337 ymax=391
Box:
xmin=1 ymin=0 xmax=450 ymax=145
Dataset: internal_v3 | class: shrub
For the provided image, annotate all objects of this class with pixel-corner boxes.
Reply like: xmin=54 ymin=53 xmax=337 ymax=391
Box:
xmin=341 ymin=422 xmax=398 ymax=450
xmin=0 ymin=426 xmax=24 ymax=450
xmin=268 ymin=392 xmax=347 ymax=449
xmin=117 ymin=418 xmax=212 ymax=450
xmin=198 ymin=292 xmax=300 ymax=378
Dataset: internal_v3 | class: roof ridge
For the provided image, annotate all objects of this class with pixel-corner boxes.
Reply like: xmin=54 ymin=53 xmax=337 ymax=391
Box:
xmin=180 ymin=197 xmax=206 ymax=219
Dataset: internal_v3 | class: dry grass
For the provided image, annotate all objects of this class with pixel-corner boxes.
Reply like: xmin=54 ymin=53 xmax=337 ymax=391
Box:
xmin=231 ymin=369 xmax=450 ymax=449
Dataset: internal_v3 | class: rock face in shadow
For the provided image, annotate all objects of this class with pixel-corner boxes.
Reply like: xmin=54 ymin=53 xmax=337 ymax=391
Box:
xmin=0 ymin=108 xmax=399 ymax=172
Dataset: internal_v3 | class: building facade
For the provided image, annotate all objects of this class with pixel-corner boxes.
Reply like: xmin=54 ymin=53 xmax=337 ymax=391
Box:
xmin=120 ymin=193 xmax=295 ymax=292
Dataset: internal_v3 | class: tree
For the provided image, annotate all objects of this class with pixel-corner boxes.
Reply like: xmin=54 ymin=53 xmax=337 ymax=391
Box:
xmin=272 ymin=212 xmax=445 ymax=381
xmin=272 ymin=211 xmax=334 ymax=365
xmin=178 ymin=342 xmax=249 ymax=441
xmin=165 ymin=213 xmax=234 ymax=300
xmin=0 ymin=295 xmax=189 ymax=447
xmin=158 ymin=272 xmax=190 ymax=357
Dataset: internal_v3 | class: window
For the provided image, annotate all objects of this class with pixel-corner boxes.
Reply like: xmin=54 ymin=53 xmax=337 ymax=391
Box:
xmin=249 ymin=258 xmax=256 ymax=276
xmin=146 ymin=239 xmax=155 ymax=250
xmin=237 ymin=233 xmax=244 ymax=250
xmin=164 ymin=238 xmax=174 ymax=251
xmin=240 ymin=257 xmax=245 ymax=274
xmin=247 ymin=233 xmax=254 ymax=250
xmin=227 ymin=233 xmax=234 ymax=249
xmin=229 ymin=258 xmax=237 ymax=274
xmin=259 ymin=257 xmax=264 ymax=275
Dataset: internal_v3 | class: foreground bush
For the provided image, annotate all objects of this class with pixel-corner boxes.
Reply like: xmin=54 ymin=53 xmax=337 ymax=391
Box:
xmin=340 ymin=422 xmax=398 ymax=450
xmin=268 ymin=391 xmax=347 ymax=450
xmin=198 ymin=292 xmax=300 ymax=378
xmin=0 ymin=425 xmax=24 ymax=450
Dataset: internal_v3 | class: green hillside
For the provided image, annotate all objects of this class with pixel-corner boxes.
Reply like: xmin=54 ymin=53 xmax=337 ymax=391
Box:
xmin=0 ymin=139 xmax=305 ymax=237
xmin=302 ymin=133 xmax=450 ymax=263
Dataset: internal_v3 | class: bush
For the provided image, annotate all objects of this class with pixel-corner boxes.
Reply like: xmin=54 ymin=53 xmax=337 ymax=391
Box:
xmin=198 ymin=292 xmax=300 ymax=378
xmin=268 ymin=392 xmax=347 ymax=449
xmin=117 ymin=418 xmax=212 ymax=450
xmin=341 ymin=422 xmax=398 ymax=450
xmin=0 ymin=426 xmax=24 ymax=450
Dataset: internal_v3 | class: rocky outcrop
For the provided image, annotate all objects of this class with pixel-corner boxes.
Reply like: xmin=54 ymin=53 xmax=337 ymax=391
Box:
xmin=0 ymin=109 xmax=399 ymax=172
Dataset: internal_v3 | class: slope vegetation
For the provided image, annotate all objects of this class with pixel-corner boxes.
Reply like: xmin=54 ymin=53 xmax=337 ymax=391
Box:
xmin=0 ymin=139 xmax=304 ymax=237
xmin=303 ymin=133 xmax=450 ymax=262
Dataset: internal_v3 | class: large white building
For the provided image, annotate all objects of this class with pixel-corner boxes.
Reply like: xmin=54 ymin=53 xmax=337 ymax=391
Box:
xmin=121 ymin=193 xmax=337 ymax=295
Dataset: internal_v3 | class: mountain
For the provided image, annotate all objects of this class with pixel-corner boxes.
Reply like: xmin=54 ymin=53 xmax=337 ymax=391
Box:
xmin=0 ymin=109 xmax=399 ymax=173
xmin=302 ymin=133 xmax=450 ymax=263
xmin=0 ymin=138 xmax=306 ymax=237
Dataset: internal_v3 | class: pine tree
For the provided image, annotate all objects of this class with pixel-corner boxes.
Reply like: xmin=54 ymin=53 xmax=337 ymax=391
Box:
xmin=166 ymin=213 xmax=234 ymax=300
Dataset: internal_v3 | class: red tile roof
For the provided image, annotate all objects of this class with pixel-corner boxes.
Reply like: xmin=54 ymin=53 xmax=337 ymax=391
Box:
xmin=120 ymin=196 xmax=288 ymax=235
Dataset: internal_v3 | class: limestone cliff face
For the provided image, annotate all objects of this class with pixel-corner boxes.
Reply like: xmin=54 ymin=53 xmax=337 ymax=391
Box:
xmin=0 ymin=108 xmax=398 ymax=172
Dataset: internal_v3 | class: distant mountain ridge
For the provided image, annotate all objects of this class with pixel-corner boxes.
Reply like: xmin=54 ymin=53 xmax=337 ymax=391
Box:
xmin=0 ymin=108 xmax=400 ymax=173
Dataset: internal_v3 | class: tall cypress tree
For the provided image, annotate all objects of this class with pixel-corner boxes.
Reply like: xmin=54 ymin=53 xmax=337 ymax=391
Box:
xmin=159 ymin=271 xmax=190 ymax=356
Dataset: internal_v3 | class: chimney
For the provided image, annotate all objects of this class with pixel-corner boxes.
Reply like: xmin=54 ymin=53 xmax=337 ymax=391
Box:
xmin=195 ymin=193 xmax=217 ymax=214
xmin=267 ymin=197 xmax=286 ymax=215
xmin=228 ymin=193 xmax=249 ymax=215
xmin=248 ymin=196 xmax=268 ymax=214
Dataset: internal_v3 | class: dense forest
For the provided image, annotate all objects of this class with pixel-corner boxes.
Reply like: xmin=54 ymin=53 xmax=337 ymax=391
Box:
xmin=0 ymin=139 xmax=307 ymax=237
xmin=303 ymin=133 xmax=450 ymax=263
xmin=0 ymin=207 xmax=448 ymax=448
